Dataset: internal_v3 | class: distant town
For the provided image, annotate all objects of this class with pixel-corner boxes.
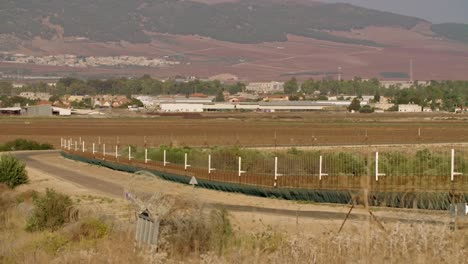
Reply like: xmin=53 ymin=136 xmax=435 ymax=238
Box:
xmin=0 ymin=53 xmax=180 ymax=68
xmin=0 ymin=75 xmax=467 ymax=117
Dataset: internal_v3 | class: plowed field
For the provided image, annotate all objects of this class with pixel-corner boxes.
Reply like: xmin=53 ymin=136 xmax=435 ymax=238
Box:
xmin=1 ymin=113 xmax=468 ymax=148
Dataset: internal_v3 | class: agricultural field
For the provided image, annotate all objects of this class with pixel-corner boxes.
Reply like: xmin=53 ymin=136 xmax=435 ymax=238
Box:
xmin=1 ymin=112 xmax=468 ymax=148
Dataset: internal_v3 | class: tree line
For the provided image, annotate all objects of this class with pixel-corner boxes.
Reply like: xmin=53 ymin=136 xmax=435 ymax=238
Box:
xmin=1 ymin=76 xmax=468 ymax=111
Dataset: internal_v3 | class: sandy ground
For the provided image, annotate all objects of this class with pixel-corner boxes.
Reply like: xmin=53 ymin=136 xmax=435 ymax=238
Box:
xmin=14 ymin=151 xmax=452 ymax=235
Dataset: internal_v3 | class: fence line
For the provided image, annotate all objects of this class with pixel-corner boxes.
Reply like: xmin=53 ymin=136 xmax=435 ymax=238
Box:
xmin=60 ymin=137 xmax=468 ymax=200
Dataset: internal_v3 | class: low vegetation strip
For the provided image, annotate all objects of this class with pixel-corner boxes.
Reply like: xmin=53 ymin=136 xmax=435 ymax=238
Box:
xmin=0 ymin=139 xmax=53 ymax=152
xmin=61 ymin=151 xmax=466 ymax=210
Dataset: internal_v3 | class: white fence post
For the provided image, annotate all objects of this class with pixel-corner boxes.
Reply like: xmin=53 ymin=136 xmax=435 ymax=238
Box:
xmin=68 ymin=139 xmax=71 ymax=151
xmin=82 ymin=141 xmax=85 ymax=153
xmin=375 ymin=152 xmax=386 ymax=181
xmin=145 ymin=149 xmax=151 ymax=164
xmin=60 ymin=137 xmax=63 ymax=148
xmin=92 ymin=143 xmax=96 ymax=155
xmin=208 ymin=154 xmax=216 ymax=174
xmin=128 ymin=146 xmax=132 ymax=161
xmin=238 ymin=157 xmax=246 ymax=177
xmin=274 ymin=157 xmax=283 ymax=187
xmin=319 ymin=155 xmax=328 ymax=180
xmin=74 ymin=141 xmax=78 ymax=152
xmin=115 ymin=145 xmax=119 ymax=159
xmin=184 ymin=153 xmax=191 ymax=170
xmin=451 ymin=149 xmax=463 ymax=181
xmin=103 ymin=144 xmax=106 ymax=157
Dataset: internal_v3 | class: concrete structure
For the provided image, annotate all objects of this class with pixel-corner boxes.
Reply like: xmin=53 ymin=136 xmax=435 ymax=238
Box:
xmin=246 ymin=81 xmax=284 ymax=94
xmin=23 ymin=105 xmax=71 ymax=116
xmin=24 ymin=105 xmax=53 ymax=117
xmin=398 ymin=104 xmax=422 ymax=113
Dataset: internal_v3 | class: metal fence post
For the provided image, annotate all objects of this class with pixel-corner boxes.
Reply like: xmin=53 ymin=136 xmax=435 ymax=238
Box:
xmin=208 ymin=154 xmax=216 ymax=174
xmin=145 ymin=149 xmax=151 ymax=164
xmin=274 ymin=157 xmax=283 ymax=187
xmin=375 ymin=152 xmax=386 ymax=181
xmin=451 ymin=149 xmax=463 ymax=181
xmin=319 ymin=155 xmax=328 ymax=180
xmin=238 ymin=157 xmax=246 ymax=177
xmin=184 ymin=153 xmax=191 ymax=170
xmin=115 ymin=145 xmax=119 ymax=159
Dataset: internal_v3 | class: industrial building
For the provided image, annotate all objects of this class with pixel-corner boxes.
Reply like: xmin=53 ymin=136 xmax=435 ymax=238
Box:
xmin=0 ymin=107 xmax=22 ymax=115
xmin=159 ymin=100 xmax=361 ymax=113
xmin=23 ymin=105 xmax=72 ymax=116
xmin=398 ymin=104 xmax=422 ymax=112
xmin=246 ymin=81 xmax=284 ymax=94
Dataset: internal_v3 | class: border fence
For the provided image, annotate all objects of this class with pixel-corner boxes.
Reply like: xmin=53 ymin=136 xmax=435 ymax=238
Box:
xmin=60 ymin=137 xmax=468 ymax=210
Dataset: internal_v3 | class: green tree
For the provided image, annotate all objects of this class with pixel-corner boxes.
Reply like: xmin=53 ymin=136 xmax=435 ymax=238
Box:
xmin=348 ymin=98 xmax=361 ymax=112
xmin=215 ymin=89 xmax=225 ymax=102
xmin=0 ymin=155 xmax=29 ymax=188
xmin=373 ymin=89 xmax=381 ymax=102
xmin=284 ymin=78 xmax=299 ymax=94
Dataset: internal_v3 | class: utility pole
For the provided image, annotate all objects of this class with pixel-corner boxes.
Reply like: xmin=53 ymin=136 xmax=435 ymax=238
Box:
xmin=410 ymin=59 xmax=414 ymax=83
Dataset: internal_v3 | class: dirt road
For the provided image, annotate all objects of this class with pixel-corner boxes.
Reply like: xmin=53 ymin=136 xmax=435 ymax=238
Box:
xmin=11 ymin=151 xmax=451 ymax=233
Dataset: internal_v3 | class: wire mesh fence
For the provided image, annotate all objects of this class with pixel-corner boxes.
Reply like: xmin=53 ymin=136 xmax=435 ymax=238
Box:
xmin=60 ymin=137 xmax=468 ymax=207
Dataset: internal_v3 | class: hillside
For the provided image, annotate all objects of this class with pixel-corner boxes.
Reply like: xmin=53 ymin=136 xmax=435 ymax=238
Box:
xmin=432 ymin=23 xmax=468 ymax=44
xmin=1 ymin=0 xmax=468 ymax=81
xmin=0 ymin=0 xmax=422 ymax=45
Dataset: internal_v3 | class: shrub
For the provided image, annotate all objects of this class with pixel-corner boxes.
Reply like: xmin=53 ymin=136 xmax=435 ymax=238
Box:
xmin=0 ymin=154 xmax=29 ymax=188
xmin=359 ymin=105 xmax=375 ymax=113
xmin=162 ymin=206 xmax=233 ymax=258
xmin=26 ymin=189 xmax=75 ymax=232
xmin=0 ymin=139 xmax=54 ymax=152
xmin=71 ymin=218 xmax=110 ymax=241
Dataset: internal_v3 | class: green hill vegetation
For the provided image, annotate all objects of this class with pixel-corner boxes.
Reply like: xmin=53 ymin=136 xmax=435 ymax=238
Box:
xmin=432 ymin=23 xmax=468 ymax=44
xmin=0 ymin=1 xmax=422 ymax=45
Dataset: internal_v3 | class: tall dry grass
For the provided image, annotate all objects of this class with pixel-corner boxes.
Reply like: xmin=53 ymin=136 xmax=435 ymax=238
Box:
xmin=1 ymin=187 xmax=467 ymax=264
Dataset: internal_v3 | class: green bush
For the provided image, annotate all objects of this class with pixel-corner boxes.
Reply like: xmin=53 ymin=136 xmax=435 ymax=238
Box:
xmin=0 ymin=155 xmax=29 ymax=188
xmin=0 ymin=139 xmax=54 ymax=152
xmin=26 ymin=189 xmax=74 ymax=232
xmin=72 ymin=218 xmax=110 ymax=241
xmin=359 ymin=105 xmax=375 ymax=113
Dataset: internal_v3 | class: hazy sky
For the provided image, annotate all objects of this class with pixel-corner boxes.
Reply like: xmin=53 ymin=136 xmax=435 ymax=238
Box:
xmin=320 ymin=0 xmax=468 ymax=24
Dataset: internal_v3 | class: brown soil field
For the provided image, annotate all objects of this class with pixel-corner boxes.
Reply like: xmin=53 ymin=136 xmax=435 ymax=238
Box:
xmin=1 ymin=112 xmax=468 ymax=148
xmin=9 ymin=26 xmax=468 ymax=81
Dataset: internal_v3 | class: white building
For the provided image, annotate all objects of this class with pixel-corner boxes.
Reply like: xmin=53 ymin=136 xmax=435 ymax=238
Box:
xmin=160 ymin=103 xmax=204 ymax=112
xmin=52 ymin=107 xmax=72 ymax=116
xmin=246 ymin=81 xmax=284 ymax=93
xmin=398 ymin=104 xmax=422 ymax=112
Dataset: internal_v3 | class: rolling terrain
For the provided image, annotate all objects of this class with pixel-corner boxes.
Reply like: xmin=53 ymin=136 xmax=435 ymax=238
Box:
xmin=1 ymin=0 xmax=468 ymax=81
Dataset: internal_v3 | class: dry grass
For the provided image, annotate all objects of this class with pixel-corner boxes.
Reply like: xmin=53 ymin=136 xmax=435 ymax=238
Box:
xmin=1 ymin=187 xmax=467 ymax=264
